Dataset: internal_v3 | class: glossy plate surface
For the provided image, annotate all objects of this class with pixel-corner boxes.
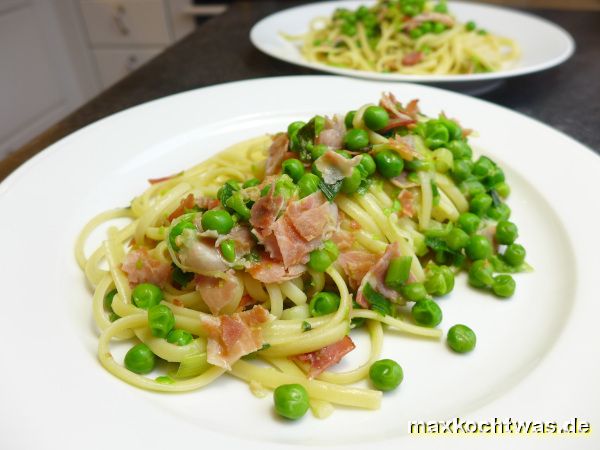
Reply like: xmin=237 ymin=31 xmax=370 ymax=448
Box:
xmin=0 ymin=76 xmax=597 ymax=450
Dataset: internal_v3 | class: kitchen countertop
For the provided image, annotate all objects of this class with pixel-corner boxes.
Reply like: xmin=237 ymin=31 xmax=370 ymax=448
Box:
xmin=1 ymin=0 xmax=598 ymax=182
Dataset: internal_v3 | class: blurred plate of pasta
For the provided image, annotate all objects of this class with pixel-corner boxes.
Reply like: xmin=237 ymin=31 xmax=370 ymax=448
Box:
xmin=0 ymin=76 xmax=597 ymax=450
xmin=251 ymin=0 xmax=574 ymax=83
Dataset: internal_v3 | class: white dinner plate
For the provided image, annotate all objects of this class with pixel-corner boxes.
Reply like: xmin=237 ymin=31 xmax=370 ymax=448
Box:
xmin=0 ymin=76 xmax=598 ymax=450
xmin=250 ymin=1 xmax=575 ymax=83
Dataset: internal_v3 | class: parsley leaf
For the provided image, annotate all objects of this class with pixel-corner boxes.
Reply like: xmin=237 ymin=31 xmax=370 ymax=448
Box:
xmin=363 ymin=283 xmax=393 ymax=316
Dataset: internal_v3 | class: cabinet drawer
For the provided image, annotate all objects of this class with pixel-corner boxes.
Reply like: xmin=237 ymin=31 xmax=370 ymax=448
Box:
xmin=80 ymin=0 xmax=171 ymax=45
xmin=94 ymin=48 xmax=162 ymax=87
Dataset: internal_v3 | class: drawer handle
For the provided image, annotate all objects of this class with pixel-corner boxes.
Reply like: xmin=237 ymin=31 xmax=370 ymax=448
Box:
xmin=112 ymin=5 xmax=130 ymax=36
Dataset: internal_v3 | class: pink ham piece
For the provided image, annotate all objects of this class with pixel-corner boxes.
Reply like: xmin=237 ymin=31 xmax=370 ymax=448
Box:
xmin=249 ymin=186 xmax=285 ymax=239
xmin=121 ymin=248 xmax=171 ymax=287
xmin=271 ymin=192 xmax=338 ymax=267
xmin=355 ymin=242 xmax=404 ymax=308
xmin=196 ymin=271 xmax=244 ymax=315
xmin=247 ymin=257 xmax=306 ymax=284
xmin=405 ymin=99 xmax=420 ymax=119
xmin=271 ymin=216 xmax=322 ymax=267
xmin=330 ymin=229 xmax=355 ymax=252
xmin=201 ymin=305 xmax=271 ymax=370
xmin=286 ymin=191 xmax=338 ymax=242
xmin=316 ymin=116 xmax=346 ymax=150
xmin=315 ymin=150 xmax=362 ymax=184
xmin=402 ymin=12 xmax=455 ymax=31
xmin=388 ymin=135 xmax=422 ymax=161
xmin=379 ymin=92 xmax=416 ymax=127
xmin=265 ymin=133 xmax=289 ymax=176
xmin=338 ymin=250 xmax=382 ymax=290
xmin=398 ymin=189 xmax=416 ymax=218
xmin=294 ymin=336 xmax=356 ymax=379
xmin=402 ymin=51 xmax=423 ymax=67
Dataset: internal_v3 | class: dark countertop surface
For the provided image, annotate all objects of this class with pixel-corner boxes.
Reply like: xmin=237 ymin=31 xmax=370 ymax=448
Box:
xmin=1 ymin=0 xmax=598 ymax=182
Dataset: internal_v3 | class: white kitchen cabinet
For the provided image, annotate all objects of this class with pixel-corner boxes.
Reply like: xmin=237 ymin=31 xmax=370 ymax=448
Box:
xmin=93 ymin=47 xmax=163 ymax=87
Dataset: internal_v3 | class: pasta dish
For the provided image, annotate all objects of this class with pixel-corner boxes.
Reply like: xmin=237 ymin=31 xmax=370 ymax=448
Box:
xmin=286 ymin=0 xmax=520 ymax=75
xmin=76 ymin=92 xmax=528 ymax=420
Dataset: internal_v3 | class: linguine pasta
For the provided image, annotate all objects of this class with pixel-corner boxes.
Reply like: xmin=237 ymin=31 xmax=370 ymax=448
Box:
xmin=286 ymin=0 xmax=520 ymax=75
xmin=77 ymin=92 xmax=527 ymax=419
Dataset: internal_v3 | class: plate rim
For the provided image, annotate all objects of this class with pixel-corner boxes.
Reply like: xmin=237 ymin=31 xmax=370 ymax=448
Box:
xmin=1 ymin=75 xmax=599 ymax=450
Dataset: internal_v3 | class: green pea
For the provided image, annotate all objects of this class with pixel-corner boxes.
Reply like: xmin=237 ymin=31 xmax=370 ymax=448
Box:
xmin=309 ymin=291 xmax=340 ymax=317
xmin=410 ymin=27 xmax=423 ymax=39
xmin=169 ymin=218 xmax=196 ymax=251
xmin=447 ymin=324 xmax=476 ymax=353
xmin=148 ymin=304 xmax=175 ymax=338
xmin=432 ymin=148 xmax=453 ymax=173
xmin=495 ymin=220 xmax=518 ymax=245
xmin=124 ymin=343 xmax=156 ymax=374
xmin=220 ymin=239 xmax=236 ymax=262
xmin=484 ymin=167 xmax=505 ymax=187
xmin=363 ymin=106 xmax=390 ymax=131
xmin=425 ymin=121 xmax=449 ymax=149
xmin=470 ymin=193 xmax=493 ymax=216
xmin=487 ymin=203 xmax=511 ymax=221
xmin=104 ymin=288 xmax=117 ymax=311
xmin=405 ymin=159 xmax=433 ymax=172
xmin=109 ymin=312 xmax=120 ymax=322
xmin=374 ymin=150 xmax=404 ymax=178
xmin=132 ymin=283 xmax=164 ymax=310
xmin=287 ymin=121 xmax=305 ymax=138
xmin=166 ymin=329 xmax=193 ymax=346
xmin=369 ymin=359 xmax=403 ymax=391
xmin=282 ymin=158 xmax=305 ymax=183
xmin=503 ymin=243 xmax=526 ymax=267
xmin=344 ymin=110 xmax=356 ymax=129
xmin=433 ymin=22 xmax=446 ymax=34
xmin=473 ymin=156 xmax=495 ymax=178
xmin=495 ymin=182 xmax=511 ymax=198
xmin=201 ymin=209 xmax=234 ymax=234
xmin=358 ymin=154 xmax=376 ymax=176
xmin=298 ymin=173 xmax=320 ymax=198
xmin=155 ymin=376 xmax=174 ymax=385
xmin=446 ymin=227 xmax=470 ymax=251
xmin=425 ymin=265 xmax=455 ymax=296
xmin=465 ymin=235 xmax=492 ymax=261
xmin=420 ymin=21 xmax=433 ymax=34
xmin=323 ymin=240 xmax=340 ymax=260
xmin=492 ymin=274 xmax=516 ymax=298
xmin=447 ymin=140 xmax=472 ymax=159
xmin=341 ymin=22 xmax=357 ymax=36
xmin=401 ymin=282 xmax=428 ymax=302
xmin=344 ymin=128 xmax=370 ymax=151
xmin=308 ymin=249 xmax=333 ymax=272
xmin=457 ymin=212 xmax=481 ymax=234
xmin=411 ymin=299 xmax=442 ymax=327
xmin=434 ymin=0 xmax=448 ymax=13
xmin=468 ymin=260 xmax=494 ymax=288
xmin=242 ymin=178 xmax=260 ymax=188
xmin=273 ymin=384 xmax=309 ymax=420
xmin=341 ymin=167 xmax=362 ymax=194
xmin=311 ymin=144 xmax=328 ymax=160
xmin=438 ymin=117 xmax=463 ymax=141
xmin=460 ymin=179 xmax=486 ymax=198
xmin=466 ymin=21 xmax=476 ymax=31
